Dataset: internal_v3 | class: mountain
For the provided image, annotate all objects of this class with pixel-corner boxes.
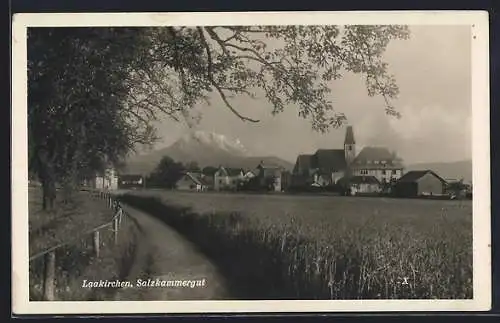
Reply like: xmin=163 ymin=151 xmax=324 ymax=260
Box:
xmin=405 ymin=160 xmax=472 ymax=183
xmin=123 ymin=130 xmax=294 ymax=175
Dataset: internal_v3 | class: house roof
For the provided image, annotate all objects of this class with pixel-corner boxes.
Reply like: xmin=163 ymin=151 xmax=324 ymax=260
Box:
xmin=344 ymin=126 xmax=356 ymax=145
xmin=182 ymin=172 xmax=209 ymax=186
xmin=397 ymin=170 xmax=446 ymax=184
xmin=293 ymin=154 xmax=314 ymax=174
xmin=352 ymin=147 xmax=404 ymax=168
xmin=218 ymin=167 xmax=243 ymax=177
xmin=314 ymin=149 xmax=347 ymax=173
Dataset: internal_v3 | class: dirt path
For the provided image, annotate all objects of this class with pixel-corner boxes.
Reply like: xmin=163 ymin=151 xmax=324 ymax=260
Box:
xmin=113 ymin=203 xmax=232 ymax=301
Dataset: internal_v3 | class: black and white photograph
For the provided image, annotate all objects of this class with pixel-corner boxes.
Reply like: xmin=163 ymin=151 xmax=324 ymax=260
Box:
xmin=12 ymin=11 xmax=490 ymax=314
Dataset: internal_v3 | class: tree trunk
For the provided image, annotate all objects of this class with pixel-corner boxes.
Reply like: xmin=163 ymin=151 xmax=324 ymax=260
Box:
xmin=39 ymin=164 xmax=56 ymax=211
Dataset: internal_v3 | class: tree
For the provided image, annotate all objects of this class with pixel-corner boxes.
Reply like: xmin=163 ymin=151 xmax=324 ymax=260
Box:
xmin=28 ymin=25 xmax=410 ymax=208
xmin=148 ymin=156 xmax=185 ymax=189
xmin=28 ymin=28 xmax=156 ymax=208
xmin=202 ymin=166 xmax=219 ymax=176
xmin=129 ymin=25 xmax=409 ymax=131
xmin=185 ymin=161 xmax=201 ymax=172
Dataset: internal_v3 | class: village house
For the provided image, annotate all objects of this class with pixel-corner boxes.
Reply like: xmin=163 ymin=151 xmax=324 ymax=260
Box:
xmin=82 ymin=167 xmax=119 ymax=191
xmin=175 ymin=172 xmax=209 ymax=192
xmin=214 ymin=166 xmax=245 ymax=191
xmin=292 ymin=125 xmax=405 ymax=191
xmin=118 ymin=174 xmax=144 ymax=189
xmin=393 ymin=170 xmax=447 ymax=197
xmin=350 ymin=147 xmax=404 ymax=185
xmin=243 ymin=170 xmax=257 ymax=181
xmin=255 ymin=162 xmax=288 ymax=192
xmin=337 ymin=175 xmax=382 ymax=195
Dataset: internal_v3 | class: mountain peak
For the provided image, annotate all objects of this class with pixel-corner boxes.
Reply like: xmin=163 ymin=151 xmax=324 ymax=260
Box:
xmin=176 ymin=130 xmax=249 ymax=156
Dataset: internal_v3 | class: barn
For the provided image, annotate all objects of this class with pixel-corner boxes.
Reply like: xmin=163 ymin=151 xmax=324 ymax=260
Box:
xmin=393 ymin=170 xmax=447 ymax=197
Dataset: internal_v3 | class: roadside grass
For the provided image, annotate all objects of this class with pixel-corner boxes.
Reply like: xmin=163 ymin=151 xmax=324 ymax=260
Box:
xmin=118 ymin=192 xmax=472 ymax=300
xmin=29 ymin=188 xmax=140 ymax=301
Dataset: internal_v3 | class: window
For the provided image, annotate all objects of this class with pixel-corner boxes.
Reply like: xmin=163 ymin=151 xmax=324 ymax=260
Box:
xmin=348 ymin=146 xmax=352 ymax=151
xmin=374 ymin=160 xmax=379 ymax=164
xmin=382 ymin=170 xmax=386 ymax=175
xmin=360 ymin=169 xmax=368 ymax=175
xmin=381 ymin=160 xmax=387 ymax=164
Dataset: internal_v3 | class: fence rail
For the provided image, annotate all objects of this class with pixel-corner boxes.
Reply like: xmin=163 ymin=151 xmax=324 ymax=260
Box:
xmin=29 ymin=190 xmax=126 ymax=301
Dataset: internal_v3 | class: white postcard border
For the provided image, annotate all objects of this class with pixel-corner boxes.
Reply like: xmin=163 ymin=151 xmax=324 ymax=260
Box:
xmin=12 ymin=11 xmax=491 ymax=314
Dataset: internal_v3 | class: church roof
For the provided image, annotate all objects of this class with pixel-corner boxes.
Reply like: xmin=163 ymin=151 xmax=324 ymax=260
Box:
xmin=293 ymin=150 xmax=347 ymax=175
xmin=344 ymin=126 xmax=356 ymax=145
xmin=314 ymin=149 xmax=347 ymax=173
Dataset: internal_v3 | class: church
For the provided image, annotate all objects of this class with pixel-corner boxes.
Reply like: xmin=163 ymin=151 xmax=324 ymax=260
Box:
xmin=292 ymin=126 xmax=405 ymax=189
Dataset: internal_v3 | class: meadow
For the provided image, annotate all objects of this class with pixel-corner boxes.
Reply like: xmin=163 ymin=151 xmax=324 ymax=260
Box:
xmin=119 ymin=190 xmax=473 ymax=300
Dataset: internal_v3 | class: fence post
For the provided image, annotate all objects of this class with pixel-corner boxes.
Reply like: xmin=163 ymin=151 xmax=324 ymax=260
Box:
xmin=113 ymin=215 xmax=119 ymax=245
xmin=118 ymin=209 xmax=123 ymax=228
xmin=93 ymin=230 xmax=100 ymax=257
xmin=43 ymin=250 xmax=56 ymax=301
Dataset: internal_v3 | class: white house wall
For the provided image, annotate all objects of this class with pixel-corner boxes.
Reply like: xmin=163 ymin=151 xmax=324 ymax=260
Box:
xmin=352 ymin=169 xmax=403 ymax=183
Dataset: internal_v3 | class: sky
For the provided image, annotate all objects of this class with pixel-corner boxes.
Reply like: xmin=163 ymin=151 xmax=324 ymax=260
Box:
xmin=151 ymin=25 xmax=472 ymax=165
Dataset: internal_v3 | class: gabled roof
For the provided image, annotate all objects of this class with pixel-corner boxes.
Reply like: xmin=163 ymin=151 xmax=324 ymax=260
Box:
xmin=344 ymin=126 xmax=356 ymax=145
xmin=182 ymin=172 xmax=209 ymax=186
xmin=397 ymin=170 xmax=446 ymax=184
xmin=314 ymin=149 xmax=347 ymax=173
xmin=352 ymin=147 xmax=404 ymax=168
xmin=226 ymin=167 xmax=244 ymax=176
xmin=354 ymin=147 xmax=393 ymax=161
xmin=217 ymin=166 xmax=243 ymax=177
xmin=293 ymin=154 xmax=314 ymax=174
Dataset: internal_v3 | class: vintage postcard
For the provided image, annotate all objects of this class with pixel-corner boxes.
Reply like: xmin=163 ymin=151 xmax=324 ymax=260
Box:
xmin=12 ymin=11 xmax=491 ymax=314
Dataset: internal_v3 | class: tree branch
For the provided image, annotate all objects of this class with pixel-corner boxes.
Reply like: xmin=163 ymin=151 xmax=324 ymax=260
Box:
xmin=196 ymin=27 xmax=259 ymax=123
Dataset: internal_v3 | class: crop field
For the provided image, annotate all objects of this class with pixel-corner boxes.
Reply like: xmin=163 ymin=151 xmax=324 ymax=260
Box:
xmin=119 ymin=190 xmax=473 ymax=300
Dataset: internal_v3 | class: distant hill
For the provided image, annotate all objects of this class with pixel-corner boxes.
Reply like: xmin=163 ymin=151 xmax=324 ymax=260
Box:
xmin=405 ymin=160 xmax=472 ymax=183
xmin=122 ymin=130 xmax=294 ymax=175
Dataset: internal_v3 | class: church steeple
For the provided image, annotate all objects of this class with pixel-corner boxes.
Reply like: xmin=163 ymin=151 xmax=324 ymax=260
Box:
xmin=344 ymin=125 xmax=356 ymax=164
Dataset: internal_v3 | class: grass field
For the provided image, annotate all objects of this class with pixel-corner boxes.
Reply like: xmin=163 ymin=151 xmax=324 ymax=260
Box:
xmin=119 ymin=190 xmax=473 ymax=300
xmin=29 ymin=187 xmax=139 ymax=301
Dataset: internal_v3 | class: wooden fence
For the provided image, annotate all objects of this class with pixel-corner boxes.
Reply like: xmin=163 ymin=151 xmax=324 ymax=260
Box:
xmin=28 ymin=190 xmax=126 ymax=301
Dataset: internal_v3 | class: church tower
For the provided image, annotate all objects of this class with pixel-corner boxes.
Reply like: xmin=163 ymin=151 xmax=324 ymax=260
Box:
xmin=344 ymin=125 xmax=356 ymax=165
